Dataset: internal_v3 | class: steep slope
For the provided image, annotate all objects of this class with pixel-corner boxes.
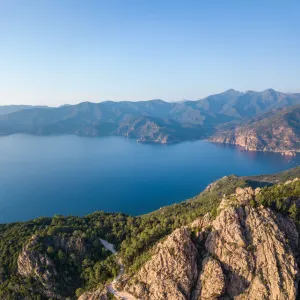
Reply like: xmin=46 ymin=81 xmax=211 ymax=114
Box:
xmin=124 ymin=227 xmax=198 ymax=300
xmin=124 ymin=182 xmax=300 ymax=300
xmin=0 ymin=89 xmax=300 ymax=144
xmin=211 ymin=104 xmax=300 ymax=155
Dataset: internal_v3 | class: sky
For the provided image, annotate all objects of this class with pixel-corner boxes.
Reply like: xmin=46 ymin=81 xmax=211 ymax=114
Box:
xmin=0 ymin=0 xmax=299 ymax=106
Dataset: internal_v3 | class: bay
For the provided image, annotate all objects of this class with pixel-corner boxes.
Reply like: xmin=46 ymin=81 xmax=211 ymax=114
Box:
xmin=0 ymin=134 xmax=299 ymax=223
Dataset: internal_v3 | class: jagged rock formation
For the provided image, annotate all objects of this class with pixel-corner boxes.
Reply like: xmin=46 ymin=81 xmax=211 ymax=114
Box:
xmin=124 ymin=228 xmax=198 ymax=300
xmin=194 ymin=256 xmax=225 ymax=300
xmin=17 ymin=236 xmax=61 ymax=299
xmin=78 ymin=287 xmax=110 ymax=300
xmin=17 ymin=235 xmax=87 ymax=299
xmin=125 ymin=186 xmax=300 ymax=300
xmin=206 ymin=191 xmax=299 ymax=299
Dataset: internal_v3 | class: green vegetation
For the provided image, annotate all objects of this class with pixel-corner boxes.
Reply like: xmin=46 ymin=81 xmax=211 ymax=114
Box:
xmin=0 ymin=217 xmax=51 ymax=299
xmin=120 ymin=175 xmax=248 ymax=271
xmin=0 ymin=212 xmax=127 ymax=298
xmin=255 ymin=180 xmax=300 ymax=221
xmin=243 ymin=166 xmax=300 ymax=187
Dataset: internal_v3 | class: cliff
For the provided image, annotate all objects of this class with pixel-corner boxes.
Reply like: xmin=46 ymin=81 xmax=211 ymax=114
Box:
xmin=123 ymin=183 xmax=300 ymax=299
xmin=17 ymin=234 xmax=88 ymax=298
xmin=211 ymin=105 xmax=300 ymax=155
xmin=124 ymin=227 xmax=199 ymax=299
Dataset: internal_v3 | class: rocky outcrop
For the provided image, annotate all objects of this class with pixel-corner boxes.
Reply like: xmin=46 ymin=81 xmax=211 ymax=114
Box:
xmin=17 ymin=235 xmax=61 ymax=299
xmin=206 ymin=195 xmax=299 ymax=299
xmin=125 ymin=186 xmax=300 ymax=300
xmin=192 ymin=256 xmax=225 ymax=300
xmin=53 ymin=235 xmax=87 ymax=258
xmin=17 ymin=234 xmax=88 ymax=299
xmin=124 ymin=227 xmax=198 ymax=300
xmin=78 ymin=287 xmax=110 ymax=300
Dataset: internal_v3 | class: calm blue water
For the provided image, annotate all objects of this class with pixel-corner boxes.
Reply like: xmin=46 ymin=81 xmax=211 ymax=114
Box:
xmin=0 ymin=134 xmax=299 ymax=223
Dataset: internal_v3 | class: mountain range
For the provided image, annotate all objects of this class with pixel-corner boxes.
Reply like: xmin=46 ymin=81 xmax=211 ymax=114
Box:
xmin=0 ymin=105 xmax=48 ymax=116
xmin=0 ymin=89 xmax=300 ymax=148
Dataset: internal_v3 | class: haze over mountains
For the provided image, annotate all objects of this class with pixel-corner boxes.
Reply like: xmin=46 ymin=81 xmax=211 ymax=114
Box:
xmin=0 ymin=89 xmax=300 ymax=147
xmin=0 ymin=105 xmax=49 ymax=116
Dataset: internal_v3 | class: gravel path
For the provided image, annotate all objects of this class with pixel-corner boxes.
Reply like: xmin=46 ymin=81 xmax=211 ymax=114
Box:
xmin=99 ymin=239 xmax=138 ymax=300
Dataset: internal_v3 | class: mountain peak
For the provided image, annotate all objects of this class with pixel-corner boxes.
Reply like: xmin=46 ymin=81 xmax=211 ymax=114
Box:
xmin=263 ymin=88 xmax=279 ymax=94
xmin=224 ymin=88 xmax=239 ymax=93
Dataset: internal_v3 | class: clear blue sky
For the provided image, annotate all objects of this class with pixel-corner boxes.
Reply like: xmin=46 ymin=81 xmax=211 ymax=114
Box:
xmin=0 ymin=0 xmax=299 ymax=106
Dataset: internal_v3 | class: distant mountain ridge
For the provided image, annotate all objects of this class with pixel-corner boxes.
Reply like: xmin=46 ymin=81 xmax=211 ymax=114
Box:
xmin=0 ymin=105 xmax=49 ymax=116
xmin=0 ymin=89 xmax=300 ymax=145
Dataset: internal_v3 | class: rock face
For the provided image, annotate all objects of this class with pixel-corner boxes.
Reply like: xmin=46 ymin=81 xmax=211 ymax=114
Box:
xmin=17 ymin=236 xmax=61 ymax=299
xmin=124 ymin=227 xmax=198 ymax=300
xmin=17 ymin=234 xmax=87 ymax=299
xmin=206 ymin=200 xmax=298 ymax=299
xmin=78 ymin=287 xmax=110 ymax=300
xmin=125 ymin=186 xmax=300 ymax=300
xmin=197 ymin=257 xmax=225 ymax=299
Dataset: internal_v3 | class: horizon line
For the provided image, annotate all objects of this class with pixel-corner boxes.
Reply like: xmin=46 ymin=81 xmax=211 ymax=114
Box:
xmin=2 ymin=88 xmax=300 ymax=108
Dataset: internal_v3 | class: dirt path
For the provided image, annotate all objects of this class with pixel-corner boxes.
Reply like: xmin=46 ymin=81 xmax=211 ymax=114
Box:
xmin=99 ymin=239 xmax=138 ymax=300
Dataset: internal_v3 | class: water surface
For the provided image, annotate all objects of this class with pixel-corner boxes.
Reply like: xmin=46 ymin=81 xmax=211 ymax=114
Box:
xmin=0 ymin=135 xmax=299 ymax=223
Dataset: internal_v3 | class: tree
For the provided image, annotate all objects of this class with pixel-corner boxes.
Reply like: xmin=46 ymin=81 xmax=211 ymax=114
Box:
xmin=57 ymin=249 xmax=66 ymax=262
xmin=46 ymin=246 xmax=54 ymax=256
xmin=289 ymin=203 xmax=299 ymax=221
xmin=75 ymin=288 xmax=84 ymax=297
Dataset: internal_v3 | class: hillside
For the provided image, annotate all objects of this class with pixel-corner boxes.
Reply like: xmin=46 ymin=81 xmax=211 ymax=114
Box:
xmin=0 ymin=166 xmax=300 ymax=299
xmin=211 ymin=105 xmax=300 ymax=155
xmin=122 ymin=183 xmax=300 ymax=299
xmin=0 ymin=89 xmax=300 ymax=144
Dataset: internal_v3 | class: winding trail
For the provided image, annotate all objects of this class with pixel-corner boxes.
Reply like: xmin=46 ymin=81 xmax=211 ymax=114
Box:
xmin=99 ymin=239 xmax=137 ymax=300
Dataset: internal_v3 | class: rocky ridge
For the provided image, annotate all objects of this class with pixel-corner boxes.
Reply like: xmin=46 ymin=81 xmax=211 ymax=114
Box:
xmin=124 ymin=227 xmax=198 ymax=300
xmin=124 ymin=185 xmax=300 ymax=299
xmin=78 ymin=287 xmax=110 ymax=300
